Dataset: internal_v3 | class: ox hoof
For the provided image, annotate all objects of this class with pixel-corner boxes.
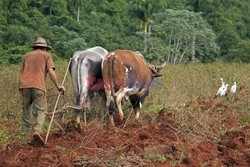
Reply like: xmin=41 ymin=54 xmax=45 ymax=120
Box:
xmin=109 ymin=116 xmax=115 ymax=127
xmin=65 ymin=120 xmax=82 ymax=133
xmin=108 ymin=122 xmax=115 ymax=127
xmin=76 ymin=116 xmax=81 ymax=124
xmin=115 ymin=115 xmax=124 ymax=125
xmin=107 ymin=121 xmax=115 ymax=130
xmin=134 ymin=112 xmax=140 ymax=119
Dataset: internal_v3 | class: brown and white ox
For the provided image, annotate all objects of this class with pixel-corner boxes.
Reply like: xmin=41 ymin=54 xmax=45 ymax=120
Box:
xmin=102 ymin=50 xmax=166 ymax=126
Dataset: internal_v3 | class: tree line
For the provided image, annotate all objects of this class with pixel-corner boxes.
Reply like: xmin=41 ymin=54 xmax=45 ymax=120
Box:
xmin=0 ymin=0 xmax=249 ymax=64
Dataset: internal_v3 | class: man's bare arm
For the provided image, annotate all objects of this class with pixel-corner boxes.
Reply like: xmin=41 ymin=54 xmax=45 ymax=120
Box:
xmin=48 ymin=68 xmax=65 ymax=93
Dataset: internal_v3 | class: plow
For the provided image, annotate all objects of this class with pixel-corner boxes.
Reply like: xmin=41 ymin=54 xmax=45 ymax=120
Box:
xmin=45 ymin=103 xmax=86 ymax=132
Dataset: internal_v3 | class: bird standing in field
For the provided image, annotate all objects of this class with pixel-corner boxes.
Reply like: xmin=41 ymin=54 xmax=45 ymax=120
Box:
xmin=216 ymin=81 xmax=225 ymax=96
xmin=230 ymin=82 xmax=237 ymax=94
xmin=221 ymin=84 xmax=228 ymax=96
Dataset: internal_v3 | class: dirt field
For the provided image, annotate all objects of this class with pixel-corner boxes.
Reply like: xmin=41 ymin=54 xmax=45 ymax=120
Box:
xmin=0 ymin=95 xmax=249 ymax=167
xmin=0 ymin=63 xmax=249 ymax=166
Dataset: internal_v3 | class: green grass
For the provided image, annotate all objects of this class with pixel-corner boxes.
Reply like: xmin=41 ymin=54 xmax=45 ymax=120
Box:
xmin=0 ymin=62 xmax=249 ymax=147
xmin=145 ymin=62 xmax=250 ymax=109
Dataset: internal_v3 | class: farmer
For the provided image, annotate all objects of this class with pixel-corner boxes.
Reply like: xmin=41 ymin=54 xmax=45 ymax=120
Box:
xmin=19 ymin=37 xmax=65 ymax=141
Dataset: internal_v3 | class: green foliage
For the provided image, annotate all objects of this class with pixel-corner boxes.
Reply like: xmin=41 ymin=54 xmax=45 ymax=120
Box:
xmin=1 ymin=45 xmax=29 ymax=64
xmin=6 ymin=46 xmax=30 ymax=56
xmin=145 ymin=37 xmax=167 ymax=62
xmin=152 ymin=9 xmax=219 ymax=63
xmin=42 ymin=0 xmax=68 ymax=16
xmin=49 ymin=25 xmax=87 ymax=58
xmin=217 ymin=29 xmax=241 ymax=56
xmin=2 ymin=25 xmax=34 ymax=49
xmin=226 ymin=40 xmax=250 ymax=63
xmin=7 ymin=55 xmax=23 ymax=64
xmin=199 ymin=0 xmax=250 ymax=59
xmin=0 ymin=0 xmax=249 ymax=63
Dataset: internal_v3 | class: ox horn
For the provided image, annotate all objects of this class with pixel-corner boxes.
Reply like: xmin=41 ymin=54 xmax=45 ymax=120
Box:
xmin=156 ymin=62 xmax=167 ymax=70
xmin=149 ymin=62 xmax=166 ymax=77
xmin=149 ymin=62 xmax=167 ymax=72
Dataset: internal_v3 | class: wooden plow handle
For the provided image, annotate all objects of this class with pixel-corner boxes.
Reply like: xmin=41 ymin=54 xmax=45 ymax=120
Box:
xmin=44 ymin=58 xmax=72 ymax=144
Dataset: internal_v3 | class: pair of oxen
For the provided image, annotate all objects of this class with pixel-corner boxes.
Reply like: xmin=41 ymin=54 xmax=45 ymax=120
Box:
xmin=70 ymin=46 xmax=166 ymax=126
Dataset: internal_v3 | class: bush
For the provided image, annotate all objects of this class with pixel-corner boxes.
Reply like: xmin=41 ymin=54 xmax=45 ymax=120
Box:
xmin=1 ymin=25 xmax=35 ymax=49
xmin=226 ymin=40 xmax=250 ymax=63
xmin=8 ymin=55 xmax=23 ymax=64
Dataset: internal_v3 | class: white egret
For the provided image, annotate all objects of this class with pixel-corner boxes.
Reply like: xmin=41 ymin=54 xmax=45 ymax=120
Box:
xmin=221 ymin=84 xmax=228 ymax=96
xmin=230 ymin=82 xmax=237 ymax=94
xmin=216 ymin=81 xmax=225 ymax=96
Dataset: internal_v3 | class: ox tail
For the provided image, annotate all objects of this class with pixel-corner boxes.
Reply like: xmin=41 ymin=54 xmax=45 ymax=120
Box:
xmin=69 ymin=57 xmax=81 ymax=106
xmin=75 ymin=58 xmax=83 ymax=106
xmin=108 ymin=56 xmax=117 ymax=98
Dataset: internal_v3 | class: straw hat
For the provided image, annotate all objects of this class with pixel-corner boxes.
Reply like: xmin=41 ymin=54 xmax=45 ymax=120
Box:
xmin=31 ymin=37 xmax=52 ymax=50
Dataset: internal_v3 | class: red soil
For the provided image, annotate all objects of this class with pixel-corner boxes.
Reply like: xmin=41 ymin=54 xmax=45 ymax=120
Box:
xmin=0 ymin=100 xmax=249 ymax=166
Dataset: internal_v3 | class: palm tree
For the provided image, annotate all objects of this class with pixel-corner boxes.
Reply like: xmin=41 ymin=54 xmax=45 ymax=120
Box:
xmin=72 ymin=0 xmax=85 ymax=22
xmin=130 ymin=0 xmax=167 ymax=52
xmin=43 ymin=0 xmax=58 ymax=15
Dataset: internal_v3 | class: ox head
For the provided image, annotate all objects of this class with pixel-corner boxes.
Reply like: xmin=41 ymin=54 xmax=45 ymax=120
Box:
xmin=149 ymin=62 xmax=166 ymax=77
xmin=134 ymin=51 xmax=166 ymax=77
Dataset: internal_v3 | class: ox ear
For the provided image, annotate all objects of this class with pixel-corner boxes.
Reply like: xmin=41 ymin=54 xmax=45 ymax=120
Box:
xmin=152 ymin=73 xmax=162 ymax=77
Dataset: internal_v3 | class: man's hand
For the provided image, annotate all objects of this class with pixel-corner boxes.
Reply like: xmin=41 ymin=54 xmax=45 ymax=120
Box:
xmin=57 ymin=86 xmax=65 ymax=94
xmin=48 ymin=68 xmax=65 ymax=95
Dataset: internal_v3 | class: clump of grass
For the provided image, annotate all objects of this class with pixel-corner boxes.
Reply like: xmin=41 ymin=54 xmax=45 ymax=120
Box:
xmin=57 ymin=146 xmax=71 ymax=155
xmin=144 ymin=152 xmax=166 ymax=164
xmin=0 ymin=128 xmax=11 ymax=146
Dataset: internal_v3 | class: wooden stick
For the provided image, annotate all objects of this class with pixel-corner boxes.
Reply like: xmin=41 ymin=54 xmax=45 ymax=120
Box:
xmin=46 ymin=107 xmax=67 ymax=116
xmin=121 ymin=109 xmax=133 ymax=130
xmin=84 ymin=111 xmax=87 ymax=126
xmin=66 ymin=104 xmax=84 ymax=110
xmin=46 ymin=116 xmax=65 ymax=131
xmin=46 ymin=104 xmax=83 ymax=116
xmin=45 ymin=58 xmax=72 ymax=144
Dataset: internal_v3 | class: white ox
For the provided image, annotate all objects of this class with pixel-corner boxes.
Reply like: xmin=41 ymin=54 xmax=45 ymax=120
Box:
xmin=70 ymin=46 xmax=108 ymax=123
